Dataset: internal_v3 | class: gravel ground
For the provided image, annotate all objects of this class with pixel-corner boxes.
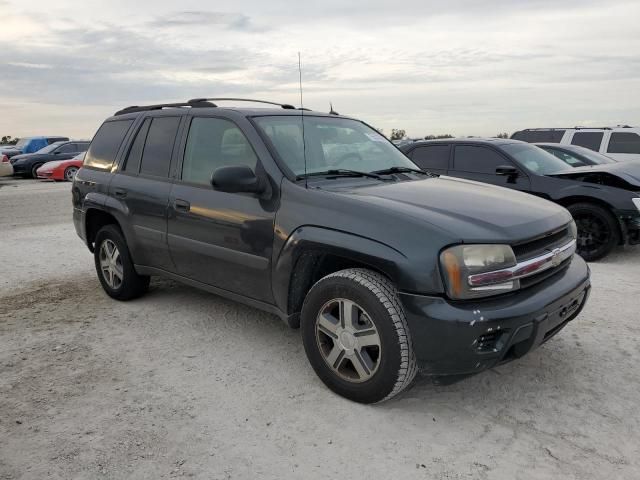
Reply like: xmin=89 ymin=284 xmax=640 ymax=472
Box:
xmin=1 ymin=177 xmax=639 ymax=479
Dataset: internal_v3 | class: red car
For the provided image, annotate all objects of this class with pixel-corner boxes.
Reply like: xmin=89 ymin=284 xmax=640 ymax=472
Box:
xmin=37 ymin=152 xmax=85 ymax=181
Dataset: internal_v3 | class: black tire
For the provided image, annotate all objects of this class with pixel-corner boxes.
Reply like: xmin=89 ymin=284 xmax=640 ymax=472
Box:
xmin=567 ymin=203 xmax=620 ymax=261
xmin=31 ymin=163 xmax=43 ymax=179
xmin=94 ymin=224 xmax=150 ymax=300
xmin=301 ymin=268 xmax=417 ymax=404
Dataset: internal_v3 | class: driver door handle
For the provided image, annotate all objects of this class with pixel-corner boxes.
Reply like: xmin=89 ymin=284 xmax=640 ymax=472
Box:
xmin=174 ymin=199 xmax=190 ymax=212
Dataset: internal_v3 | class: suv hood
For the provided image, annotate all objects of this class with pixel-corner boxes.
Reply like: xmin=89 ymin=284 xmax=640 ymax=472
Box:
xmin=333 ymin=176 xmax=571 ymax=243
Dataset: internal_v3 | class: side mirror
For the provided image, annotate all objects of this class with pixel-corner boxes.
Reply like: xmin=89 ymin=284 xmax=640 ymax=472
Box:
xmin=495 ymin=165 xmax=519 ymax=177
xmin=211 ymin=165 xmax=264 ymax=194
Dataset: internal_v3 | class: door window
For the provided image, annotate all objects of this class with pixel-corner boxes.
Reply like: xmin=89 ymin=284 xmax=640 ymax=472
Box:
xmin=607 ymin=132 xmax=640 ymax=154
xmin=139 ymin=117 xmax=180 ymax=178
xmin=56 ymin=143 xmax=77 ymax=154
xmin=571 ymin=132 xmax=603 ymax=151
xmin=453 ymin=145 xmax=508 ymax=173
xmin=182 ymin=117 xmax=258 ymax=185
xmin=411 ymin=145 xmax=450 ymax=170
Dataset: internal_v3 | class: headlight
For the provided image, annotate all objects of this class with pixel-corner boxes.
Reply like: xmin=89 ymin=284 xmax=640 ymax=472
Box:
xmin=440 ymin=244 xmax=518 ymax=300
xmin=633 ymin=198 xmax=640 ymax=212
xmin=568 ymin=220 xmax=577 ymax=239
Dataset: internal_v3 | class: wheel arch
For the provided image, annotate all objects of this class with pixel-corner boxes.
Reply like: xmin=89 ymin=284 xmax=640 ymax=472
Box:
xmin=85 ymin=208 xmax=122 ymax=253
xmin=273 ymin=226 xmax=409 ymax=328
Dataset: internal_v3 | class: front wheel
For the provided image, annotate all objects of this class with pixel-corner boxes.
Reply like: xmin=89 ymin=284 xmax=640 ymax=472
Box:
xmin=301 ymin=268 xmax=417 ymax=403
xmin=94 ymin=224 xmax=149 ymax=300
xmin=567 ymin=203 xmax=619 ymax=261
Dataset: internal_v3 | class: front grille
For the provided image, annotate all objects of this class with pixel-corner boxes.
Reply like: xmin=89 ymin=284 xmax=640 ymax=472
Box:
xmin=512 ymin=227 xmax=571 ymax=261
xmin=511 ymin=226 xmax=574 ymax=289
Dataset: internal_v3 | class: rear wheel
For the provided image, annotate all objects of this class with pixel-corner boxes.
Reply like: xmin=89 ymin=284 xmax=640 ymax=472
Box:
xmin=64 ymin=166 xmax=78 ymax=181
xmin=94 ymin=224 xmax=149 ymax=300
xmin=568 ymin=203 xmax=619 ymax=261
xmin=301 ymin=268 xmax=417 ymax=403
xmin=31 ymin=163 xmax=43 ymax=179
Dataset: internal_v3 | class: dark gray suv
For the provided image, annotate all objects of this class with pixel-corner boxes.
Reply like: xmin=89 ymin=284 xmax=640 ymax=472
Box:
xmin=72 ymin=99 xmax=591 ymax=403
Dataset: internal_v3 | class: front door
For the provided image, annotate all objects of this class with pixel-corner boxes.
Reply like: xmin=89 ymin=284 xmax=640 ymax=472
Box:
xmin=450 ymin=144 xmax=531 ymax=192
xmin=167 ymin=116 xmax=276 ymax=303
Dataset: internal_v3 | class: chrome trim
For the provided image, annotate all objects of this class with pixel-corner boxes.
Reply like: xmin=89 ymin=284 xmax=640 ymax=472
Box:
xmin=468 ymin=239 xmax=576 ymax=287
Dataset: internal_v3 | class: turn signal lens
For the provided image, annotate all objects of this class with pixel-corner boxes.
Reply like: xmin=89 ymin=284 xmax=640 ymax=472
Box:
xmin=440 ymin=244 xmax=518 ymax=300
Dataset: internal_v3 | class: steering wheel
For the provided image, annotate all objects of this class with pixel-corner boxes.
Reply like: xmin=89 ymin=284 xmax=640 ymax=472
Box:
xmin=332 ymin=152 xmax=363 ymax=167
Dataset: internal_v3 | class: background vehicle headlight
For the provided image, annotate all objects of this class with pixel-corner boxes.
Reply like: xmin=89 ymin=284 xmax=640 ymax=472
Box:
xmin=440 ymin=244 xmax=518 ymax=300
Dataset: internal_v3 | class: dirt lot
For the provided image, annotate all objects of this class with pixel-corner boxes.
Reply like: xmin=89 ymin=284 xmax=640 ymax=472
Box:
xmin=1 ymin=177 xmax=639 ymax=479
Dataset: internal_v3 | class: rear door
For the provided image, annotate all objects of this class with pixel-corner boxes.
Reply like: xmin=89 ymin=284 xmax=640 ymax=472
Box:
xmin=408 ymin=144 xmax=450 ymax=174
xmin=167 ymin=115 xmax=276 ymax=302
xmin=109 ymin=115 xmax=182 ymax=271
xmin=450 ymin=144 xmax=531 ymax=191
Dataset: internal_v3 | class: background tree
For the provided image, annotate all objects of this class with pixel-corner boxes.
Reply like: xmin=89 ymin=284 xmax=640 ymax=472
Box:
xmin=424 ymin=134 xmax=455 ymax=140
xmin=390 ymin=129 xmax=406 ymax=141
xmin=495 ymin=132 xmax=510 ymax=139
xmin=1 ymin=135 xmax=18 ymax=145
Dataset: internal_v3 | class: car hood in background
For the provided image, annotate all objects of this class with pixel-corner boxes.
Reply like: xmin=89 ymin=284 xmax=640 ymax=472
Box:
xmin=332 ymin=176 xmax=571 ymax=243
xmin=547 ymin=161 xmax=640 ymax=189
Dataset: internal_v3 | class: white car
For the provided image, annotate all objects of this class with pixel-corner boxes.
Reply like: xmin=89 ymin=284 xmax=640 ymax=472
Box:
xmin=511 ymin=126 xmax=640 ymax=162
xmin=0 ymin=152 xmax=13 ymax=177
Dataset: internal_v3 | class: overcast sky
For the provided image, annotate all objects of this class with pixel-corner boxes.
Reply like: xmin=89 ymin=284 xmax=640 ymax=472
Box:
xmin=1 ymin=0 xmax=639 ymax=139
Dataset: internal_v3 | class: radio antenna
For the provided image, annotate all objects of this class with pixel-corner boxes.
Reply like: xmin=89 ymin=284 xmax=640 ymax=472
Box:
xmin=298 ymin=52 xmax=308 ymax=188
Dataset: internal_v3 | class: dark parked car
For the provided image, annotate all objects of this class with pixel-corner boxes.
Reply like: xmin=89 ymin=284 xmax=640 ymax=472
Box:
xmin=72 ymin=99 xmax=590 ymax=403
xmin=11 ymin=141 xmax=90 ymax=178
xmin=401 ymin=139 xmax=640 ymax=261
xmin=536 ymin=143 xmax=617 ymax=167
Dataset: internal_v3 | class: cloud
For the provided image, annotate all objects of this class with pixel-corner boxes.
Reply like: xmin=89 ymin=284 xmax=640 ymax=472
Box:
xmin=148 ymin=11 xmax=269 ymax=32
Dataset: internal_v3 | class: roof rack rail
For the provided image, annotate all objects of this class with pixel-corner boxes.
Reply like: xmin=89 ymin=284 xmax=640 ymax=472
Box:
xmin=114 ymin=99 xmax=215 ymax=116
xmin=188 ymin=98 xmax=297 ymax=109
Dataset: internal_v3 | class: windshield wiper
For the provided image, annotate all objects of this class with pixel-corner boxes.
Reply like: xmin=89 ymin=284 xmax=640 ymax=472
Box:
xmin=296 ymin=169 xmax=386 ymax=181
xmin=371 ymin=166 xmax=431 ymax=176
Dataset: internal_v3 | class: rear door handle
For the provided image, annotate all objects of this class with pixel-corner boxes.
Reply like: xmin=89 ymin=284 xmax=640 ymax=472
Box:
xmin=174 ymin=199 xmax=190 ymax=212
xmin=113 ymin=188 xmax=127 ymax=198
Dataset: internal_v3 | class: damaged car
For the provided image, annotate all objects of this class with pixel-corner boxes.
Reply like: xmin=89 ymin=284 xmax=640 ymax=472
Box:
xmin=401 ymin=139 xmax=640 ymax=261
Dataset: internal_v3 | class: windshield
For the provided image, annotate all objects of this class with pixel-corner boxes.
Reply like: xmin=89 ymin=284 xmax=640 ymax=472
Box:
xmin=571 ymin=147 xmax=616 ymax=165
xmin=14 ymin=138 xmax=28 ymax=148
xmin=35 ymin=142 xmax=64 ymax=154
xmin=253 ymin=116 xmax=417 ymax=176
xmin=502 ymin=143 xmax=571 ymax=175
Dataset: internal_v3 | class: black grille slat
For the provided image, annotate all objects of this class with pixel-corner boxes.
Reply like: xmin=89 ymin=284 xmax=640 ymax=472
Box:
xmin=512 ymin=227 xmax=570 ymax=261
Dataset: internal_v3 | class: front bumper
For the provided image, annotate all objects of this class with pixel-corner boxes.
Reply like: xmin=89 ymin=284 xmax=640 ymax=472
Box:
xmin=400 ymin=255 xmax=590 ymax=378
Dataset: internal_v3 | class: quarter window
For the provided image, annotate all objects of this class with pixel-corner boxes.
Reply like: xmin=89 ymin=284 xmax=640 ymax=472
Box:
xmin=411 ymin=145 xmax=450 ymax=170
xmin=571 ymin=132 xmax=603 ymax=151
xmin=124 ymin=119 xmax=151 ymax=173
xmin=607 ymin=132 xmax=640 ymax=154
xmin=84 ymin=120 xmax=133 ymax=170
xmin=453 ymin=145 xmax=508 ymax=174
xmin=182 ymin=117 xmax=257 ymax=185
xmin=139 ymin=117 xmax=180 ymax=178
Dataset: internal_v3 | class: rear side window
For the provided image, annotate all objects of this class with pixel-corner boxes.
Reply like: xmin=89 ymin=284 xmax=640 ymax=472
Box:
xmin=124 ymin=118 xmax=151 ymax=173
xmin=411 ymin=145 xmax=450 ymax=170
xmin=56 ymin=143 xmax=76 ymax=154
xmin=453 ymin=145 xmax=508 ymax=174
xmin=607 ymin=132 xmax=640 ymax=154
xmin=77 ymin=143 xmax=90 ymax=152
xmin=84 ymin=120 xmax=133 ymax=170
xmin=511 ymin=130 xmax=565 ymax=143
xmin=571 ymin=132 xmax=603 ymax=151
xmin=139 ymin=117 xmax=180 ymax=177
xmin=182 ymin=117 xmax=257 ymax=185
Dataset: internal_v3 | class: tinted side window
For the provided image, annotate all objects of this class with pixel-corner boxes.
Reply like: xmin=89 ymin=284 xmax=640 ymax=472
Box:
xmin=182 ymin=117 xmax=257 ymax=185
xmin=571 ymin=132 xmax=603 ymax=151
xmin=411 ymin=145 xmax=450 ymax=170
xmin=512 ymin=130 xmax=565 ymax=143
xmin=56 ymin=143 xmax=76 ymax=153
xmin=453 ymin=145 xmax=508 ymax=173
xmin=607 ymin=132 xmax=640 ymax=154
xmin=139 ymin=117 xmax=180 ymax=178
xmin=84 ymin=120 xmax=133 ymax=170
xmin=124 ymin=118 xmax=151 ymax=173
xmin=76 ymin=143 xmax=90 ymax=152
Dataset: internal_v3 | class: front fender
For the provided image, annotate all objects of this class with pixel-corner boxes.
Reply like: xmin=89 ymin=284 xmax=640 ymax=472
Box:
xmin=272 ymin=225 xmax=413 ymax=314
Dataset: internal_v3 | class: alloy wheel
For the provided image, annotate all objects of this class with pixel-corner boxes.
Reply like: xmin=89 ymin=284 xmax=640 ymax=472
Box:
xmin=575 ymin=213 xmax=611 ymax=258
xmin=65 ymin=167 xmax=78 ymax=181
xmin=315 ymin=298 xmax=381 ymax=383
xmin=99 ymin=239 xmax=123 ymax=289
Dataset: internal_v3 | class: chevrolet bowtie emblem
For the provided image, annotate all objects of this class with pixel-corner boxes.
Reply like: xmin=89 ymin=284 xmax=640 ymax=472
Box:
xmin=551 ymin=248 xmax=562 ymax=267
